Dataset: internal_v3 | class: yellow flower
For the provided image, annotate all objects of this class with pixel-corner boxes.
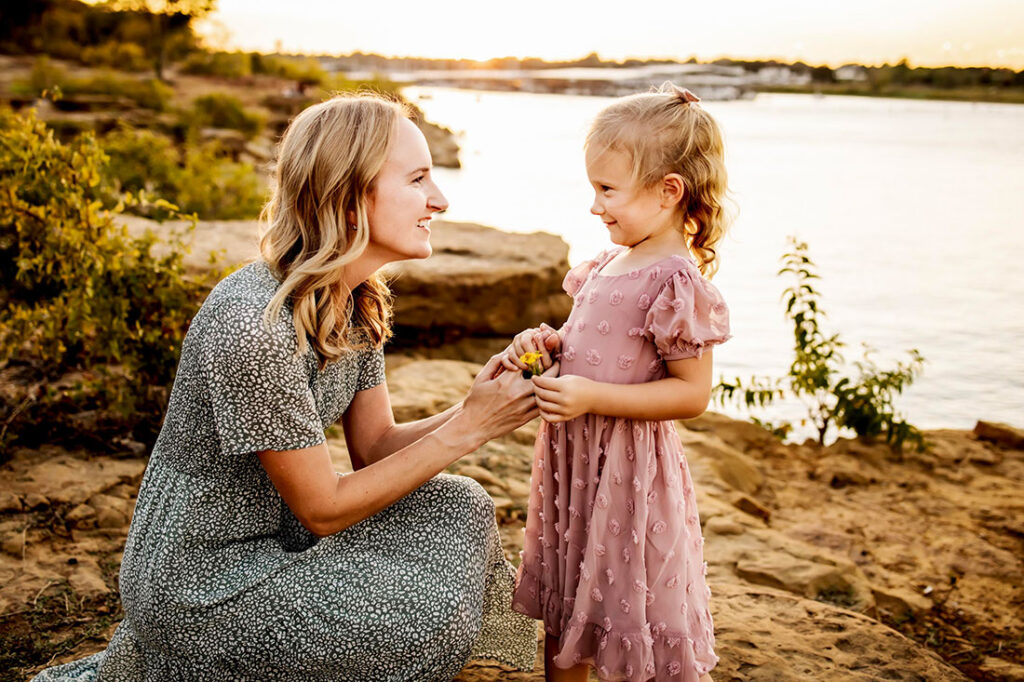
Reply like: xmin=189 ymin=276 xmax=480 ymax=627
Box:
xmin=519 ymin=351 xmax=544 ymax=376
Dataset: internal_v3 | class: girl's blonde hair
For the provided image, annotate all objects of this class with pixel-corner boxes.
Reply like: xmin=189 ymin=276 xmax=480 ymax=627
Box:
xmin=586 ymin=83 xmax=734 ymax=277
xmin=259 ymin=92 xmax=408 ymax=367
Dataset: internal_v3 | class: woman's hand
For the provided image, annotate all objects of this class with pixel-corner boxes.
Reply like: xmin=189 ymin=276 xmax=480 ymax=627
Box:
xmin=458 ymin=352 xmax=556 ymax=446
xmin=530 ymin=374 xmax=596 ymax=423
xmin=500 ymin=323 xmax=561 ymax=374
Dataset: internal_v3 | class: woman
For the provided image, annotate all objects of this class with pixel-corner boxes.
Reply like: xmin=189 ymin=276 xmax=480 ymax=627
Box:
xmin=33 ymin=93 xmax=543 ymax=681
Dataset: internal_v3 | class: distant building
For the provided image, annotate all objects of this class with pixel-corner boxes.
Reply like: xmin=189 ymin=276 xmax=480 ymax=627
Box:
xmin=755 ymin=66 xmax=812 ymax=86
xmin=835 ymin=65 xmax=869 ymax=82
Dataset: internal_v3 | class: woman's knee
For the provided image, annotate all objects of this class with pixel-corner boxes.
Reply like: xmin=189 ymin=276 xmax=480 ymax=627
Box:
xmin=431 ymin=473 xmax=495 ymax=518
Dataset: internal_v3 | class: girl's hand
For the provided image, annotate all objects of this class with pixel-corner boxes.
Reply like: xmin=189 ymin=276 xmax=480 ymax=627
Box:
xmin=500 ymin=323 xmax=561 ymax=374
xmin=530 ymin=373 xmax=595 ymax=423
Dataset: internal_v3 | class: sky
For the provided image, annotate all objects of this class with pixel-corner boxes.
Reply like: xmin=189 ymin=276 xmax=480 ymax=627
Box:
xmin=195 ymin=0 xmax=1024 ymax=69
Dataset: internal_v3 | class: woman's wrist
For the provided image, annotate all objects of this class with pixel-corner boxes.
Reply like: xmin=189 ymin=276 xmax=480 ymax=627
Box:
xmin=438 ymin=404 xmax=486 ymax=454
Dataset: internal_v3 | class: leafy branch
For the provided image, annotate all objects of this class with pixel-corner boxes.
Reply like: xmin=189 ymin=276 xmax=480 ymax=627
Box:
xmin=714 ymin=237 xmax=926 ymax=451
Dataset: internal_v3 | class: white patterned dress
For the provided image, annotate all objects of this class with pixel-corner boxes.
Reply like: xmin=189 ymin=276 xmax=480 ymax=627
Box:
xmin=32 ymin=261 xmax=535 ymax=681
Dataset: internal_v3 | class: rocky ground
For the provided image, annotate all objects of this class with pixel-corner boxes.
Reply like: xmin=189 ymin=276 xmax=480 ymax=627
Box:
xmin=2 ymin=220 xmax=1023 ymax=680
xmin=3 ymin=375 xmax=1023 ymax=681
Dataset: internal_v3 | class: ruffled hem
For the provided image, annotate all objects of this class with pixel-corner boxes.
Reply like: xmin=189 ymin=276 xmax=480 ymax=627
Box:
xmin=514 ymin=569 xmax=719 ymax=682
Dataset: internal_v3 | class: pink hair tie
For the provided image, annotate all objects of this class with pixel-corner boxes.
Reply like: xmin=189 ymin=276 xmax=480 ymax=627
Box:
xmin=677 ymin=88 xmax=701 ymax=104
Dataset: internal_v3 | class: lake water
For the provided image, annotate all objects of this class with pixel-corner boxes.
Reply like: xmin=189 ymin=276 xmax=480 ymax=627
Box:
xmin=404 ymin=86 xmax=1024 ymax=440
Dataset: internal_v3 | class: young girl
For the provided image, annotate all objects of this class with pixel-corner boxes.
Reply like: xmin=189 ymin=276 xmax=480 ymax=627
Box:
xmin=504 ymin=85 xmax=732 ymax=682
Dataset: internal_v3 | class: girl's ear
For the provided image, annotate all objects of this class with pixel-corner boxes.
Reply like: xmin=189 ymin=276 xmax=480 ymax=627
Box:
xmin=660 ymin=173 xmax=686 ymax=208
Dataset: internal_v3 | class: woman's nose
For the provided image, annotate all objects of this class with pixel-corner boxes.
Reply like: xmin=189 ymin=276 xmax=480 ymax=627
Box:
xmin=429 ymin=181 xmax=449 ymax=213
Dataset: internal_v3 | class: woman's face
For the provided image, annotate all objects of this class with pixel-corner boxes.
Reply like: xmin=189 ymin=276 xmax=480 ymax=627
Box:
xmin=365 ymin=117 xmax=448 ymax=263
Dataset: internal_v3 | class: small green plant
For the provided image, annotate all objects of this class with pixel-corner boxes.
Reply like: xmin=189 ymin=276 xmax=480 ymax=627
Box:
xmin=715 ymin=237 xmax=926 ymax=451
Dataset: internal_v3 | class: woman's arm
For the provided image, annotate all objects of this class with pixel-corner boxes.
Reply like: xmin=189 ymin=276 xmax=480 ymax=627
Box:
xmin=259 ymin=353 xmax=544 ymax=538
xmin=340 ymin=384 xmax=464 ymax=470
xmin=530 ymin=351 xmax=714 ymax=422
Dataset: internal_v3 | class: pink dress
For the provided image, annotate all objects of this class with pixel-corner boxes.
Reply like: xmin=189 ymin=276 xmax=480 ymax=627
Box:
xmin=512 ymin=247 xmax=732 ymax=682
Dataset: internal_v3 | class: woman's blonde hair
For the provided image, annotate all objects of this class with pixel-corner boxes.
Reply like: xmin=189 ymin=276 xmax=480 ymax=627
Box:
xmin=585 ymin=83 xmax=734 ymax=277
xmin=259 ymin=92 xmax=409 ymax=367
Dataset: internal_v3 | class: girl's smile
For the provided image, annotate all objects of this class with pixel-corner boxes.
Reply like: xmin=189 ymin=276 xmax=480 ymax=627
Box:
xmin=585 ymin=146 xmax=684 ymax=255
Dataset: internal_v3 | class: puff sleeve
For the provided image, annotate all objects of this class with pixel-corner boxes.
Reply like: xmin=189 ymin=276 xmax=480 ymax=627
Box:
xmin=355 ymin=344 xmax=386 ymax=392
xmin=562 ymin=248 xmax=621 ymax=297
xmin=199 ymin=298 xmax=326 ymax=456
xmin=643 ymin=266 xmax=732 ymax=361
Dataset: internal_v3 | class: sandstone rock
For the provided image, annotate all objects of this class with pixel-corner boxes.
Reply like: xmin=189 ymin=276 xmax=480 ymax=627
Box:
xmin=455 ymin=464 xmax=506 ymax=491
xmin=926 ymin=428 xmax=1003 ymax=467
xmin=415 ymin=118 xmax=460 ymax=168
xmin=870 ymin=585 xmax=933 ymax=622
xmin=705 ymin=515 xmax=746 ymax=536
xmin=489 ymin=495 xmax=514 ymax=510
xmin=813 ymin=454 xmax=880 ymax=487
xmin=65 ymin=504 xmax=97 ymax=529
xmin=734 ymin=552 xmax=875 ymax=612
xmin=503 ymin=479 xmax=531 ymax=504
xmin=1 ymin=455 xmax=147 ymax=509
xmin=827 ymin=438 xmax=892 ymax=469
xmin=105 ymin=483 xmax=138 ymax=500
xmin=708 ymin=583 xmax=968 ymax=681
xmin=732 ymin=493 xmax=771 ymax=522
xmin=0 ymin=492 xmax=22 ymax=513
xmin=701 ymin=441 xmax=764 ymax=495
xmin=386 ymin=222 xmax=572 ymax=344
xmin=386 ymin=360 xmax=478 ymax=422
xmin=121 ymin=218 xmax=572 ymax=344
xmin=67 ymin=561 xmax=111 ymax=599
xmin=977 ymin=656 xmax=1024 ymax=681
xmin=89 ymin=495 xmax=133 ymax=530
xmin=681 ymin=411 xmax=780 ymax=452
xmin=974 ymin=420 xmax=1024 ymax=450
xmin=1 ymin=530 xmax=25 ymax=557
xmin=23 ymin=493 xmax=49 ymax=510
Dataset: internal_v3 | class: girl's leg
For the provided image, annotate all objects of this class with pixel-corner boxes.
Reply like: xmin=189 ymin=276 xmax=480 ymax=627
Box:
xmin=544 ymin=634 xmax=591 ymax=682
xmin=699 ymin=674 xmax=714 ymax=682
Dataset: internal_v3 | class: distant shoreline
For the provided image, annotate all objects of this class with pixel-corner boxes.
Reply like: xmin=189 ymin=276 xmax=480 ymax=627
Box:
xmin=754 ymin=83 xmax=1024 ymax=105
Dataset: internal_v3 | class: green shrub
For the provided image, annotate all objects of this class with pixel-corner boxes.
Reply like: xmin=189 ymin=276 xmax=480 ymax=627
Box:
xmin=100 ymin=127 xmax=180 ymax=196
xmin=23 ymin=56 xmax=69 ymax=96
xmin=714 ymin=237 xmax=926 ymax=452
xmin=99 ymin=127 xmax=267 ymax=220
xmin=0 ymin=107 xmax=220 ymax=457
xmin=253 ymin=54 xmax=327 ymax=83
xmin=80 ymin=41 xmax=150 ymax=72
xmin=186 ymin=93 xmax=266 ymax=138
xmin=72 ymin=72 xmax=173 ymax=111
xmin=179 ymin=50 xmax=253 ymax=78
xmin=14 ymin=58 xmax=172 ymax=110
xmin=176 ymin=144 xmax=267 ymax=219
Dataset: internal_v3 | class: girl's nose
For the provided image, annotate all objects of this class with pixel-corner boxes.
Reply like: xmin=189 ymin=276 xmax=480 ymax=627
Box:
xmin=590 ymin=196 xmax=603 ymax=216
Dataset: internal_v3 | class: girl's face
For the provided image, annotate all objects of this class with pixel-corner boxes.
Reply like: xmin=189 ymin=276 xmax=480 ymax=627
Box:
xmin=365 ymin=117 xmax=448 ymax=263
xmin=585 ymin=147 xmax=678 ymax=248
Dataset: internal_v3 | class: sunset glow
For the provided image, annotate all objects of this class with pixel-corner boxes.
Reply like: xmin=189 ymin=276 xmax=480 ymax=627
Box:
xmin=196 ymin=0 xmax=1024 ymax=69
